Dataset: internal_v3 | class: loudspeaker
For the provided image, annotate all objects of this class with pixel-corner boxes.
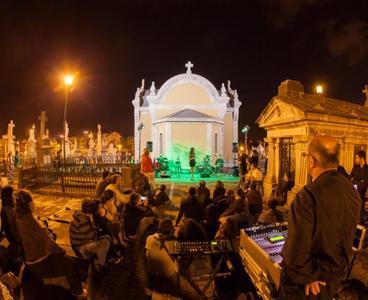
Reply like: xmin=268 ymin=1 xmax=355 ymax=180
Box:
xmin=232 ymin=142 xmax=238 ymax=153
xmin=146 ymin=141 xmax=153 ymax=152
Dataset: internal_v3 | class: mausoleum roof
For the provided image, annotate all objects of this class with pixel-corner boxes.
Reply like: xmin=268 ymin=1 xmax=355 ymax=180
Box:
xmin=257 ymin=79 xmax=368 ymax=127
xmin=279 ymin=93 xmax=368 ymax=121
xmin=165 ymin=109 xmax=213 ymax=119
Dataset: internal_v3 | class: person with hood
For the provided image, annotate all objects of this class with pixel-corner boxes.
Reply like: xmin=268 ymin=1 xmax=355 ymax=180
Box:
xmin=15 ymin=190 xmax=85 ymax=297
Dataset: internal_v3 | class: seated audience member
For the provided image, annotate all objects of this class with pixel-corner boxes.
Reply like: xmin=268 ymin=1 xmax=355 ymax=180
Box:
xmin=177 ymin=218 xmax=208 ymax=241
xmin=1 ymin=186 xmax=18 ymax=251
xmin=95 ymin=170 xmax=110 ymax=198
xmin=250 ymin=150 xmax=259 ymax=166
xmin=273 ymin=171 xmax=294 ymax=206
xmin=105 ymin=174 xmax=128 ymax=206
xmin=246 ymin=182 xmax=263 ymax=221
xmin=146 ymin=219 xmax=198 ymax=299
xmin=176 ymin=187 xmax=204 ymax=226
xmin=214 ymin=189 xmax=236 ymax=216
xmin=197 ymin=180 xmax=211 ymax=208
xmin=15 ymin=190 xmax=85 ymax=297
xmin=150 ymin=184 xmax=170 ymax=207
xmin=228 ymin=199 xmax=254 ymax=229
xmin=122 ymin=193 xmax=154 ymax=237
xmin=135 ymin=174 xmax=152 ymax=197
xmin=258 ymin=198 xmax=284 ymax=225
xmin=146 ymin=219 xmax=176 ymax=278
xmin=98 ymin=190 xmax=125 ymax=246
xmin=235 ymin=188 xmax=246 ymax=201
xmin=201 ymin=204 xmax=220 ymax=240
xmin=245 ymin=163 xmax=264 ymax=183
xmin=213 ymin=180 xmax=226 ymax=201
xmin=69 ymin=199 xmax=111 ymax=271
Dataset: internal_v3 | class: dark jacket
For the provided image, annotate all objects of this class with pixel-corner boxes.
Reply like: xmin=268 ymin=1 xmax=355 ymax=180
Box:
xmin=277 ymin=179 xmax=294 ymax=205
xmin=176 ymin=196 xmax=204 ymax=225
xmin=69 ymin=212 xmax=97 ymax=248
xmin=213 ymin=187 xmax=226 ymax=201
xmin=1 ymin=205 xmax=18 ymax=244
xmin=281 ymin=170 xmax=360 ymax=299
xmin=349 ymin=164 xmax=368 ymax=200
xmin=246 ymin=190 xmax=263 ymax=218
xmin=197 ymin=186 xmax=210 ymax=200
xmin=122 ymin=204 xmax=153 ymax=236
xmin=151 ymin=190 xmax=170 ymax=207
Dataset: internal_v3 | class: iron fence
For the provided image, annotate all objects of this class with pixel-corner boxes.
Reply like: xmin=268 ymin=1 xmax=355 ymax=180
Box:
xmin=19 ymin=162 xmax=140 ymax=197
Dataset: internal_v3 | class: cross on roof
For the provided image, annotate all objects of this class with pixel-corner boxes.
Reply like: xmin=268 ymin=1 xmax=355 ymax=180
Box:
xmin=185 ymin=61 xmax=194 ymax=74
xmin=363 ymin=85 xmax=368 ymax=105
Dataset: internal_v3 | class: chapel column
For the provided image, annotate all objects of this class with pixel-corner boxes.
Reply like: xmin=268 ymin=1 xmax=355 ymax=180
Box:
xmin=341 ymin=138 xmax=355 ymax=174
xmin=263 ymin=137 xmax=276 ymax=199
xmin=165 ymin=123 xmax=172 ymax=160
xmin=289 ymin=137 xmax=309 ymax=205
xmin=207 ymin=124 xmax=212 ymax=155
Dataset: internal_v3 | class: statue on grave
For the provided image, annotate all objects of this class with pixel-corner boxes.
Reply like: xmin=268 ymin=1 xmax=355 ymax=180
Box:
xmin=65 ymin=121 xmax=69 ymax=141
xmin=7 ymin=120 xmax=15 ymax=139
xmin=29 ymin=124 xmax=36 ymax=141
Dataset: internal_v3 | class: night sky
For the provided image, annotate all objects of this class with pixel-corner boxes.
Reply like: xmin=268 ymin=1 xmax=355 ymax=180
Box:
xmin=0 ymin=0 xmax=367 ymax=142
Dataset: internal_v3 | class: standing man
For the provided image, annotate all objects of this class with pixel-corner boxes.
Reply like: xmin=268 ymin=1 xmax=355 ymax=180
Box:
xmin=280 ymin=136 xmax=360 ymax=299
xmin=349 ymin=150 xmax=368 ymax=221
xmin=141 ymin=148 xmax=154 ymax=186
xmin=238 ymin=150 xmax=248 ymax=188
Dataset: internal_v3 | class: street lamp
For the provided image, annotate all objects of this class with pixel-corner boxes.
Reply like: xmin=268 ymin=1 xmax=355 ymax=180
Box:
xmin=316 ymin=85 xmax=323 ymax=95
xmin=63 ymin=75 xmax=74 ymax=166
xmin=137 ymin=122 xmax=144 ymax=163
xmin=241 ymin=125 xmax=250 ymax=153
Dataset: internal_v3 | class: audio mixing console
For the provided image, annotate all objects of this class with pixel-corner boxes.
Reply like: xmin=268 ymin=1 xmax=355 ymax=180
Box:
xmin=239 ymin=222 xmax=288 ymax=300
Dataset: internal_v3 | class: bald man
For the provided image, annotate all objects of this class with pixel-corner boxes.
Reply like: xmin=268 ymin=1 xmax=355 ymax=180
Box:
xmin=279 ymin=136 xmax=361 ymax=299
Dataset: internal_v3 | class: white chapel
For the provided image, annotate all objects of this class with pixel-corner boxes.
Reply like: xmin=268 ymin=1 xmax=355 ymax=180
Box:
xmin=132 ymin=62 xmax=242 ymax=168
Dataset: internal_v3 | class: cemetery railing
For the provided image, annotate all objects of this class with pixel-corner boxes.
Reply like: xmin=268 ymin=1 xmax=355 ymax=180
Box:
xmin=18 ymin=162 xmax=140 ymax=197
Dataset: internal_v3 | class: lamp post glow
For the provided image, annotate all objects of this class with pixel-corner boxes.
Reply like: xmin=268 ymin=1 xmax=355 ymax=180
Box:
xmin=63 ymin=75 xmax=74 ymax=165
xmin=316 ymin=85 xmax=323 ymax=95
xmin=64 ymin=75 xmax=74 ymax=86
xmin=241 ymin=125 xmax=250 ymax=153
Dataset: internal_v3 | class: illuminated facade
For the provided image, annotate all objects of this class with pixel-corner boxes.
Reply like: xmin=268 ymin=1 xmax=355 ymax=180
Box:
xmin=132 ymin=62 xmax=242 ymax=167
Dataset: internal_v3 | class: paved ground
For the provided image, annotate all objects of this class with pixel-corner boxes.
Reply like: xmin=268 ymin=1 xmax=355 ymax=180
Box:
xmin=29 ymin=180 xmax=368 ymax=299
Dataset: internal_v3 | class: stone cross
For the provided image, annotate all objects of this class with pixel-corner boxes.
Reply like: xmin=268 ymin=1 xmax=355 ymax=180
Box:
xmin=38 ymin=111 xmax=48 ymax=139
xmin=185 ymin=61 xmax=194 ymax=74
xmin=363 ymin=85 xmax=368 ymax=106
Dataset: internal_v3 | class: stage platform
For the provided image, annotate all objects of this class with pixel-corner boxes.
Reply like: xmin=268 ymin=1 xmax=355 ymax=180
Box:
xmin=153 ymin=172 xmax=240 ymax=207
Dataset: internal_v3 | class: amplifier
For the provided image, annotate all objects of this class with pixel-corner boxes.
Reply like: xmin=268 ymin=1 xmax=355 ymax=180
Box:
xmin=239 ymin=222 xmax=288 ymax=300
xmin=165 ymin=240 xmax=232 ymax=256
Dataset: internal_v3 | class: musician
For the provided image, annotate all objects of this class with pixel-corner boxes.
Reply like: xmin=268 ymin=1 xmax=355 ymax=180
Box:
xmin=189 ymin=147 xmax=196 ymax=181
xmin=280 ymin=136 xmax=361 ymax=299
xmin=214 ymin=154 xmax=224 ymax=173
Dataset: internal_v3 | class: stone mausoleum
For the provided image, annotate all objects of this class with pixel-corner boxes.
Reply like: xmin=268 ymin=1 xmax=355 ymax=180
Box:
xmin=132 ymin=62 xmax=242 ymax=168
xmin=257 ymin=80 xmax=368 ymax=204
